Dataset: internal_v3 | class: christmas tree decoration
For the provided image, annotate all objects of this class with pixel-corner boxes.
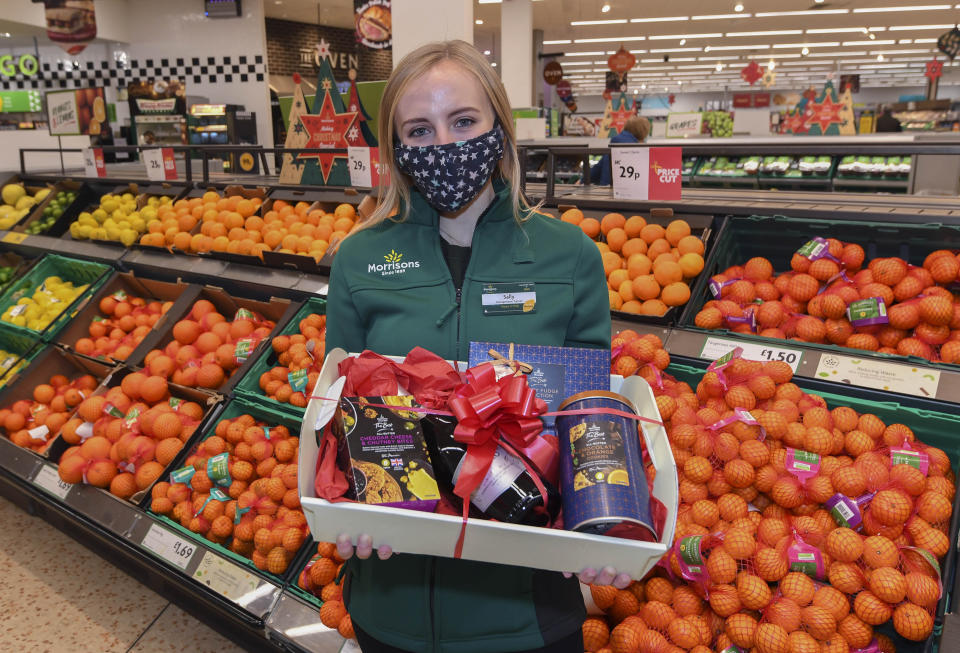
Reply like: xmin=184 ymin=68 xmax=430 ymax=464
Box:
xmin=278 ymin=73 xmax=310 ymax=185
xmin=762 ymin=68 xmax=776 ymax=89
xmin=599 ymin=92 xmax=638 ymax=138
xmin=783 ymin=81 xmax=847 ymax=135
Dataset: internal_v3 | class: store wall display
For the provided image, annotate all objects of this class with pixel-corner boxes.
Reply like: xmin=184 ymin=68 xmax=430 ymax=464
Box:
xmin=265 ymin=18 xmax=392 ymax=83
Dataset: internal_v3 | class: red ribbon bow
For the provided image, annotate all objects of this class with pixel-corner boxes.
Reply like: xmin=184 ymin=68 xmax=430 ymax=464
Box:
xmin=446 ymin=363 xmax=547 ymax=502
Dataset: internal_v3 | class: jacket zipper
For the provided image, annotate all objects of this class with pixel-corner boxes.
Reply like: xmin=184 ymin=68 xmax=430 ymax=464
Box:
xmin=455 ymin=286 xmax=462 ymax=359
xmin=429 ymin=557 xmax=439 ymax=653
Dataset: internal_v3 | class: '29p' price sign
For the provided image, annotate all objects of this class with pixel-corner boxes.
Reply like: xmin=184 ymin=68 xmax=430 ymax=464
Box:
xmin=143 ymin=147 xmax=177 ymax=181
xmin=611 ymin=147 xmax=682 ymax=201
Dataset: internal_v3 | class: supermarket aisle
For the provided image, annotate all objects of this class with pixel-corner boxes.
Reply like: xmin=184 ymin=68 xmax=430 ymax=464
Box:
xmin=0 ymin=494 xmax=246 ymax=653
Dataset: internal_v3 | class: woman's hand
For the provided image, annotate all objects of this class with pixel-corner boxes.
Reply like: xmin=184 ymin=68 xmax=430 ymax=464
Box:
xmin=336 ymin=533 xmax=393 ymax=561
xmin=563 ymin=566 xmax=631 ymax=589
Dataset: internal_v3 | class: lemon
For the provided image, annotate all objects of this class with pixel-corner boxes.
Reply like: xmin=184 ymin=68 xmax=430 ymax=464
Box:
xmin=92 ymin=208 xmax=107 ymax=223
xmin=105 ymin=226 xmax=122 ymax=241
xmin=2 ymin=184 xmax=25 ymax=206
xmin=14 ymin=196 xmax=36 ymax=211
xmin=160 ymin=196 xmax=172 ymax=205
xmin=69 ymin=222 xmax=83 ymax=239
xmin=129 ymin=217 xmax=146 ymax=232
xmin=111 ymin=209 xmax=127 ymax=221
xmin=0 ymin=206 xmax=13 ymax=218
xmin=121 ymin=193 xmax=134 ymax=203
xmin=33 ymin=188 xmax=50 ymax=201
xmin=147 ymin=197 xmax=160 ymax=207
xmin=0 ymin=217 xmax=16 ymax=230
xmin=120 ymin=229 xmax=138 ymax=247
xmin=141 ymin=206 xmax=157 ymax=221
xmin=92 ymin=227 xmax=107 ymax=240
xmin=78 ymin=215 xmax=97 ymax=228
xmin=77 ymin=224 xmax=92 ymax=239
xmin=101 ymin=198 xmax=119 ymax=214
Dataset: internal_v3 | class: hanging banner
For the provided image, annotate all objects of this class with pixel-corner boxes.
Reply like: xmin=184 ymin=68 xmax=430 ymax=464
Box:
xmin=47 ymin=87 xmax=107 ymax=136
xmin=543 ymin=61 xmax=563 ymax=86
xmin=355 ymin=0 xmax=392 ymax=50
xmin=42 ymin=0 xmax=97 ymax=55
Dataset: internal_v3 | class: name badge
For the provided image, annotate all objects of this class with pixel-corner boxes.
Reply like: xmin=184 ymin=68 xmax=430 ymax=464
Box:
xmin=481 ymin=282 xmax=536 ymax=315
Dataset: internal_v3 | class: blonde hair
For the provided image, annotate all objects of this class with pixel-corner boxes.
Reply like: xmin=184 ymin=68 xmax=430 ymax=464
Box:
xmin=360 ymin=40 xmax=533 ymax=230
xmin=623 ymin=116 xmax=650 ymax=142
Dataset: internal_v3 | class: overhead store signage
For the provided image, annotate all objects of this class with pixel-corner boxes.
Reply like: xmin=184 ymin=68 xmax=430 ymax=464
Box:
xmin=666 ymin=112 xmax=702 ymax=138
xmin=354 ymin=0 xmax=391 ymax=50
xmin=300 ymin=38 xmax=360 ymax=71
xmin=136 ymin=98 xmax=178 ymax=113
xmin=543 ymin=61 xmax=562 ymax=86
xmin=0 ymin=54 xmax=39 ymax=77
xmin=0 ymin=90 xmax=42 ymax=113
xmin=610 ymin=146 xmax=682 ymax=201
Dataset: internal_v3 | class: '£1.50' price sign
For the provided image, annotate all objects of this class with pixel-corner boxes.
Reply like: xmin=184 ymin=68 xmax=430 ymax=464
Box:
xmin=610 ymin=146 xmax=682 ymax=201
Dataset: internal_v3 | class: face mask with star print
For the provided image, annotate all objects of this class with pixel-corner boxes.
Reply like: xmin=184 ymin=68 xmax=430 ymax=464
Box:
xmin=394 ymin=124 xmax=505 ymax=213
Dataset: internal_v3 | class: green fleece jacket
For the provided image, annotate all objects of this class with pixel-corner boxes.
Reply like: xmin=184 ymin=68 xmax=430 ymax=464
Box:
xmin=324 ymin=180 xmax=610 ymax=653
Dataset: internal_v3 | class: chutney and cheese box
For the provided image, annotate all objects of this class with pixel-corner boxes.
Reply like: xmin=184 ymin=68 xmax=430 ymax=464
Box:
xmin=298 ymin=348 xmax=678 ymax=578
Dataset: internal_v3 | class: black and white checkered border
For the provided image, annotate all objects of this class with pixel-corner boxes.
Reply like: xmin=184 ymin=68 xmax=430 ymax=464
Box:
xmin=0 ymin=54 xmax=266 ymax=90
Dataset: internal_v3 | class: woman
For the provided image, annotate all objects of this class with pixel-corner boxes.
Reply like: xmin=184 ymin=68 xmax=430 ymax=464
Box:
xmin=589 ymin=116 xmax=651 ymax=186
xmin=325 ymin=40 xmax=627 ymax=653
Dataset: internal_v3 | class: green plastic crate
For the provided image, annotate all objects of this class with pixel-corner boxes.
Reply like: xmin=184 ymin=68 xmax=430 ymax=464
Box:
xmin=0 ymin=254 xmax=111 ymax=341
xmin=665 ymin=360 xmax=959 ymax=653
xmin=679 ymin=214 xmax=960 ymax=370
xmin=233 ymin=297 xmax=326 ymax=417
xmin=0 ymin=322 xmax=43 ymax=390
xmin=148 ymin=395 xmax=311 ymax=585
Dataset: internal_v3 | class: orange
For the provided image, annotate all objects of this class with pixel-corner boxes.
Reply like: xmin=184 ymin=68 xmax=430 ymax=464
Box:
xmin=624 ymin=215 xmax=646 ymax=238
xmin=600 ymin=212 xmax=626 ymax=235
xmin=631 ymin=275 xmax=660 ymax=301
xmin=606 ymin=227 xmax=628 ymax=253
xmin=560 ymin=208 xmax=583 ymax=224
xmin=893 ymin=602 xmax=933 ymax=642
xmin=601 ymin=252 xmax=622 ymax=276
xmin=608 ymin=290 xmax=623 ymax=310
xmin=580 ymin=218 xmax=601 ymax=239
xmin=661 ymin=282 xmax=690 ymax=307
xmin=640 ymin=299 xmax=667 ymax=316
xmin=653 ymin=260 xmax=683 ymax=286
xmin=607 ymin=268 xmax=630 ymax=290
xmin=619 ymin=300 xmax=642 ymax=314
xmin=678 ymin=252 xmax=704 ymax=278
xmin=620 ymin=237 xmax=647 ymax=259
xmin=754 ymin=622 xmax=788 ymax=653
xmin=677 ymin=235 xmax=704 ymax=255
xmin=639 ymin=223 xmax=666 ymax=244
xmin=626 ymin=254 xmax=652 ymax=279
xmin=646 ymin=238 xmax=672 ymax=260
xmin=665 ymin=219 xmax=691 ymax=245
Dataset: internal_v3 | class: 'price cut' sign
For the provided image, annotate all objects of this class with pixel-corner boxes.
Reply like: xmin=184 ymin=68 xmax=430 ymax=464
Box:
xmin=143 ymin=147 xmax=177 ymax=181
xmin=82 ymin=148 xmax=106 ymax=178
xmin=141 ymin=522 xmax=198 ymax=570
xmin=611 ymin=147 xmax=682 ymax=201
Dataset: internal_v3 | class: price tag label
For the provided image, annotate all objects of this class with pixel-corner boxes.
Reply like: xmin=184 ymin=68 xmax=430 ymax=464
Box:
xmin=701 ymin=337 xmax=804 ymax=372
xmin=82 ymin=147 xmax=106 ymax=178
xmin=611 ymin=147 xmax=650 ymax=200
xmin=141 ymin=522 xmax=199 ymax=570
xmin=347 ymin=146 xmax=373 ymax=188
xmin=315 ymin=282 xmax=329 ymax=296
xmin=143 ymin=147 xmax=177 ymax=181
xmin=1 ymin=232 xmax=27 ymax=244
xmin=815 ymin=353 xmax=941 ymax=398
xmin=33 ymin=463 xmax=73 ymax=500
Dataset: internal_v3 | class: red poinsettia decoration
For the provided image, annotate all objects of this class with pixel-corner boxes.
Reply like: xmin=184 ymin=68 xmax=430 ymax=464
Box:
xmin=741 ymin=60 xmax=763 ymax=85
xmin=926 ymin=59 xmax=944 ymax=81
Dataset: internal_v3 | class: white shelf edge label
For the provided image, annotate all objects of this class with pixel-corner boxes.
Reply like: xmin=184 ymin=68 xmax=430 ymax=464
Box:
xmin=33 ymin=464 xmax=73 ymax=500
xmin=815 ymin=353 xmax=941 ymax=399
xmin=700 ymin=336 xmax=804 ymax=373
xmin=347 ymin=146 xmax=372 ymax=188
xmin=141 ymin=522 xmax=199 ymax=570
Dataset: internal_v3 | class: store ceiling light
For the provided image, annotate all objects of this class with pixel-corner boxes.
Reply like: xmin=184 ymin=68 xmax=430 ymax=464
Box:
xmin=853 ymin=4 xmax=951 ymax=12
xmin=478 ymin=0 xmax=501 ymax=3
xmin=692 ymin=13 xmax=751 ymax=19
xmin=877 ymin=53 xmax=885 ymax=61
xmin=641 ymin=83 xmax=647 ymax=88
xmin=889 ymin=24 xmax=955 ymax=30
xmin=561 ymin=51 xmax=605 ymax=56
xmin=755 ymin=9 xmax=848 ymax=16
xmin=630 ymin=16 xmax=688 ymax=22
xmin=648 ymin=33 xmax=721 ymax=40
xmin=871 ymin=48 xmax=934 ymax=54
xmin=806 ymin=27 xmax=875 ymax=34
xmin=727 ymin=30 xmax=803 ymax=37
xmin=767 ymin=53 xmax=802 ymax=58
xmin=715 ymin=62 xmax=724 ymax=71
xmin=768 ymin=59 xmax=776 ymax=69
xmin=570 ymin=19 xmax=626 ymax=25
xmin=484 ymin=50 xmax=491 ymax=55
xmin=734 ymin=3 xmax=744 ymax=11
xmin=914 ymin=38 xmax=939 ymax=42
xmin=573 ymin=36 xmax=646 ymax=42
xmin=842 ymin=39 xmax=896 ymax=46
xmin=697 ymin=55 xmax=741 ymax=60
xmin=475 ymin=19 xmax=483 ymax=24
xmin=706 ymin=44 xmax=769 ymax=50
xmin=601 ymin=3 xmax=611 ymax=12
xmin=772 ymin=42 xmax=839 ymax=49
xmin=543 ymin=39 xmax=571 ymax=44
xmin=801 ymin=47 xmax=810 ymax=55
xmin=814 ymin=51 xmax=867 ymax=56
xmin=649 ymin=47 xmax=703 ymax=52
xmin=491 ymin=62 xmax=497 ymax=67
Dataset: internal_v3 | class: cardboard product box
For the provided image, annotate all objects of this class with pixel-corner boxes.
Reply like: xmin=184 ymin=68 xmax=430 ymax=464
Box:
xmin=0 ymin=345 xmax=117 ymax=459
xmin=334 ymin=395 xmax=440 ymax=512
xmin=137 ymin=285 xmax=298 ymax=394
xmin=299 ymin=348 xmax=678 ymax=578
xmin=56 ymin=272 xmax=201 ymax=368
xmin=467 ymin=341 xmax=611 ymax=437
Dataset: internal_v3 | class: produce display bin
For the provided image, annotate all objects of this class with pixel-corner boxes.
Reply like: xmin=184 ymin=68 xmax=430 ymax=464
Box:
xmin=679 ymin=214 xmax=960 ymax=368
xmin=233 ymin=296 xmax=325 ymax=417
xmin=0 ymin=322 xmax=45 ymax=390
xmin=12 ymin=179 xmax=83 ymax=235
xmin=259 ymin=191 xmax=358 ymax=274
xmin=666 ymin=357 xmax=960 ymax=653
xmin=43 ymin=364 xmax=224 ymax=505
xmin=42 ymin=180 xmax=117 ymax=238
xmin=135 ymin=284 xmax=299 ymax=394
xmin=152 ymin=395 xmax=313 ymax=585
xmin=56 ymin=271 xmax=201 ymax=368
xmin=0 ymin=254 xmax=112 ymax=342
xmin=0 ymin=173 xmax=55 ymax=230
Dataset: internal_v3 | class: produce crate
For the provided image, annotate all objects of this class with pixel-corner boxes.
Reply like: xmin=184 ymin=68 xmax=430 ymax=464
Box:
xmin=233 ymin=297 xmax=325 ymax=417
xmin=553 ymin=206 xmax=721 ymax=326
xmin=0 ymin=322 xmax=44 ymax=390
xmin=10 ymin=179 xmax=82 ymax=235
xmin=0 ymin=345 xmax=116 ymax=456
xmin=285 ymin=540 xmax=324 ymax=609
xmin=43 ymin=180 xmax=117 ymax=238
xmin=0 ymin=173 xmax=55 ymax=230
xmin=666 ymin=357 xmax=960 ymax=653
xmin=678 ymin=214 xmax=960 ymax=368
xmin=44 ymin=364 xmax=224 ymax=506
xmin=138 ymin=285 xmax=298 ymax=394
xmin=0 ymin=250 xmax=36 ymax=297
xmin=151 ymin=395 xmax=313 ymax=585
xmin=0 ymin=254 xmax=112 ymax=342
xmin=79 ymin=182 xmax=186 ymax=248
xmin=56 ymin=271 xmax=201 ymax=367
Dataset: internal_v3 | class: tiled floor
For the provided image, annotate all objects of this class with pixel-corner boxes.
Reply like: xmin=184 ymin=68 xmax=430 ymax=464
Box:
xmin=0 ymin=494 xmax=247 ymax=653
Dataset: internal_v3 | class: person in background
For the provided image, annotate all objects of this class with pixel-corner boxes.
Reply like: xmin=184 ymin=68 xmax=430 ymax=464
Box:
xmin=325 ymin=39 xmax=628 ymax=653
xmin=589 ymin=116 xmax=651 ymax=185
xmin=876 ymin=106 xmax=903 ymax=133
